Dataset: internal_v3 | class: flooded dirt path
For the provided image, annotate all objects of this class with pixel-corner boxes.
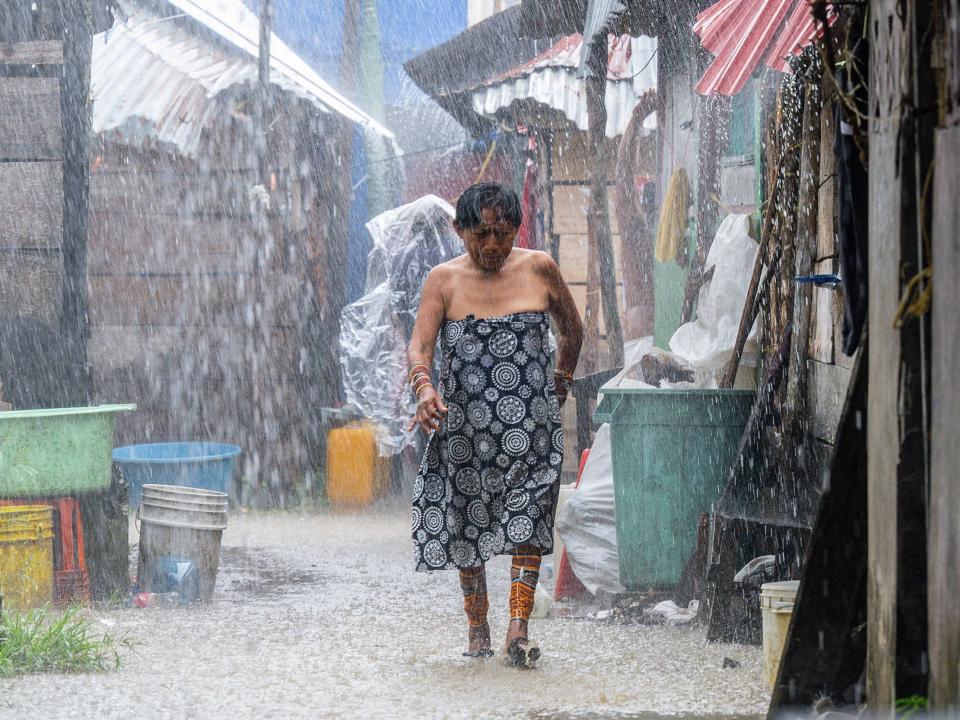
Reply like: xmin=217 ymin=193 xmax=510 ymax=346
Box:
xmin=0 ymin=507 xmax=769 ymax=719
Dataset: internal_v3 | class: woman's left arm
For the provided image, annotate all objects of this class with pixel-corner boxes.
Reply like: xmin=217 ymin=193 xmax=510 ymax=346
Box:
xmin=539 ymin=254 xmax=583 ymax=404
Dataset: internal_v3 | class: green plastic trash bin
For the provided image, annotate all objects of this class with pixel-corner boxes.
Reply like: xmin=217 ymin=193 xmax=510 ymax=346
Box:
xmin=594 ymin=387 xmax=752 ymax=588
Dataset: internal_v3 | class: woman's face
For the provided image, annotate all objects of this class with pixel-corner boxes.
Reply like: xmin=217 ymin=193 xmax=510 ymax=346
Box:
xmin=456 ymin=206 xmax=518 ymax=273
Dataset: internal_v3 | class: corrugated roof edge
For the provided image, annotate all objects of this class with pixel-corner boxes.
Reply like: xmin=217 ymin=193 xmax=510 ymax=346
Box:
xmin=167 ymin=0 xmax=396 ymax=140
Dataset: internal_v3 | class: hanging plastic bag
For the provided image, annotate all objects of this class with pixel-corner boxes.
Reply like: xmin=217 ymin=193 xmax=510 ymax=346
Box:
xmin=669 ymin=213 xmax=760 ymax=375
xmin=555 ymin=424 xmax=625 ymax=595
xmin=339 ymin=195 xmax=462 ymax=455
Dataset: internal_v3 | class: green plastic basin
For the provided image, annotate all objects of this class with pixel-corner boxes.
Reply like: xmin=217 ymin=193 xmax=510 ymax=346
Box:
xmin=0 ymin=404 xmax=135 ymax=497
xmin=594 ymin=387 xmax=752 ymax=588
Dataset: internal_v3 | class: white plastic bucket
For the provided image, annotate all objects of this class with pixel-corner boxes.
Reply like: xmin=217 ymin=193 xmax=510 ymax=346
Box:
xmin=137 ymin=484 xmax=228 ymax=601
xmin=760 ymin=580 xmax=800 ymax=688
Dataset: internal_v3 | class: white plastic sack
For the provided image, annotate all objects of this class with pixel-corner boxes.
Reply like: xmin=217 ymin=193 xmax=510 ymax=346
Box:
xmin=339 ymin=195 xmax=462 ymax=454
xmin=669 ymin=213 xmax=760 ymax=374
xmin=555 ymin=424 xmax=625 ymax=595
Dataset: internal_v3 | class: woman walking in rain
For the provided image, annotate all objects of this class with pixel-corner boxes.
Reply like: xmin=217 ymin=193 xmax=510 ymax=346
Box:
xmin=407 ymin=182 xmax=583 ymax=667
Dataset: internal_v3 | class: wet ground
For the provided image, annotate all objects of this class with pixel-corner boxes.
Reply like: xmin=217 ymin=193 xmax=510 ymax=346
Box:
xmin=0 ymin=505 xmax=769 ymax=719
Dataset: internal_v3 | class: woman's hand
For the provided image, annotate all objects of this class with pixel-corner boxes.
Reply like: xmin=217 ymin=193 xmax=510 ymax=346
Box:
xmin=409 ymin=385 xmax=448 ymax=433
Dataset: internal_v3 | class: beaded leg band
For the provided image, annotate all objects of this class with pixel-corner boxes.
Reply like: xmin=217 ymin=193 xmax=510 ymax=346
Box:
xmin=459 ymin=566 xmax=489 ymax=628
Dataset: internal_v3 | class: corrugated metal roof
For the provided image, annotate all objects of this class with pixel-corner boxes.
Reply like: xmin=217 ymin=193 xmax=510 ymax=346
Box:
xmin=471 ymin=33 xmax=657 ymax=138
xmin=92 ymin=0 xmax=392 ymax=157
xmin=693 ymin=0 xmax=836 ymax=96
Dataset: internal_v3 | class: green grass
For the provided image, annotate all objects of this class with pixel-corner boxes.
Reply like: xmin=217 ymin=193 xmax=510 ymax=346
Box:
xmin=0 ymin=606 xmax=134 ymax=676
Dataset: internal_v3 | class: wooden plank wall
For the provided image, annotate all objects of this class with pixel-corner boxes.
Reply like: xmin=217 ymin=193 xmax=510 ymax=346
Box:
xmin=87 ymin=116 xmax=314 ymax=504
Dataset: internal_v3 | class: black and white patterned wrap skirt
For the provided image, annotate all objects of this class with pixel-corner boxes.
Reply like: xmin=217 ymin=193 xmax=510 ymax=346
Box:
xmin=412 ymin=311 xmax=563 ymax=571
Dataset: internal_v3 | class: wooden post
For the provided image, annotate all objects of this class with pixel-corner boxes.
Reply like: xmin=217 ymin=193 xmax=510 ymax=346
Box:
xmin=929 ymin=0 xmax=960 ymax=698
xmin=868 ymin=0 xmax=934 ymax=709
xmin=585 ymin=35 xmax=624 ymax=368
xmin=784 ymin=60 xmax=821 ymax=440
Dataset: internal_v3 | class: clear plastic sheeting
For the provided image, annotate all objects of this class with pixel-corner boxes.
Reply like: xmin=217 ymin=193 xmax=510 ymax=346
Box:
xmin=669 ymin=213 xmax=760 ymax=375
xmin=339 ymin=195 xmax=462 ymax=455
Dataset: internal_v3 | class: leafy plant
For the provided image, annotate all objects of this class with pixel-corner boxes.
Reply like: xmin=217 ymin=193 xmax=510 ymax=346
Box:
xmin=895 ymin=695 xmax=928 ymax=719
xmin=0 ymin=606 xmax=135 ymax=676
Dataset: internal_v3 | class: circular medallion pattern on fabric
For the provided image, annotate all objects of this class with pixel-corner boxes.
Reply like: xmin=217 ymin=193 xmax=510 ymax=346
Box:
xmin=412 ymin=473 xmax=424 ymax=500
xmin=448 ymin=436 xmax=471 ymax=463
xmin=445 ymin=322 xmax=464 ymax=346
xmin=533 ymin=429 xmax=551 ymax=455
xmin=455 ymin=467 xmax=482 ymax=495
xmin=505 ymin=488 xmax=529 ymax=512
xmin=525 ymin=364 xmax=545 ymax=389
xmin=481 ymin=467 xmax=504 ymax=493
xmin=530 ymin=397 xmax=548 ymax=423
xmin=411 ymin=507 xmax=422 ymax=532
xmin=552 ymin=427 xmax=564 ymax=453
xmin=467 ymin=499 xmax=490 ymax=527
xmin=537 ymin=522 xmax=553 ymax=547
xmin=496 ymin=396 xmax=526 ymax=424
xmin=423 ymin=474 xmax=445 ymax=502
xmin=423 ymin=540 xmax=448 ymax=568
xmin=488 ymin=329 xmax=518 ymax=357
xmin=522 ymin=332 xmax=542 ymax=355
xmin=446 ymin=506 xmax=464 ymax=533
xmin=451 ymin=540 xmax=477 ymax=566
xmin=478 ymin=532 xmax=496 ymax=559
xmin=463 ymin=367 xmax=485 ymax=394
xmin=466 ymin=400 xmax=492 ymax=428
xmin=504 ymin=459 xmax=529 ymax=486
xmin=507 ymin=515 xmax=534 ymax=543
xmin=457 ymin=335 xmax=483 ymax=361
xmin=492 ymin=362 xmax=520 ymax=390
xmin=445 ymin=403 xmax=464 ymax=432
xmin=423 ymin=507 xmax=444 ymax=534
xmin=548 ymin=394 xmax=562 ymax=422
xmin=473 ymin=432 xmax=497 ymax=461
xmin=502 ymin=428 xmax=530 ymax=457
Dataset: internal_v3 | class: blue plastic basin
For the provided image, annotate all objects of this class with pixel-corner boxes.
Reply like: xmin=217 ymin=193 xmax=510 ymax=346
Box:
xmin=112 ymin=442 xmax=242 ymax=509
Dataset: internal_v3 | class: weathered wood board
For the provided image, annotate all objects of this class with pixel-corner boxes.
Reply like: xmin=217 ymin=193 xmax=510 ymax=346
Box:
xmin=0 ymin=161 xmax=63 ymax=248
xmin=88 ymin=272 xmax=304 ymax=328
xmin=930 ymin=122 xmax=960 ymax=708
xmin=0 ymin=78 xmax=61 ymax=160
xmin=87 ymin=212 xmax=256 ymax=274
xmin=0 ymin=248 xmax=63 ymax=324
xmin=0 ymin=40 xmax=63 ymax=65
xmin=807 ymin=359 xmax=853 ymax=443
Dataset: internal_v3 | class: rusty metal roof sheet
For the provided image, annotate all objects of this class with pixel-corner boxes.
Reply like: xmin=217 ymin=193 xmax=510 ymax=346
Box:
xmin=92 ymin=0 xmax=393 ymax=157
xmin=693 ymin=0 xmax=836 ymax=96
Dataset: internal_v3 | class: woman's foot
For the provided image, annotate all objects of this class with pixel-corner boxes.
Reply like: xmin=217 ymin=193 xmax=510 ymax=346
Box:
xmin=503 ymin=619 xmax=540 ymax=668
xmin=463 ymin=622 xmax=494 ymax=658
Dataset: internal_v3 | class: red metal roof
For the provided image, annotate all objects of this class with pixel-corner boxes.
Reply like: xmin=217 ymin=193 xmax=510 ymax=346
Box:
xmin=693 ymin=0 xmax=836 ymax=96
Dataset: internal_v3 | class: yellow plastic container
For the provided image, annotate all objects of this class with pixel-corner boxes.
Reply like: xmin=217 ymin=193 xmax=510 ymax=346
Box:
xmin=326 ymin=423 xmax=389 ymax=506
xmin=760 ymin=580 xmax=800 ymax=688
xmin=0 ymin=505 xmax=54 ymax=610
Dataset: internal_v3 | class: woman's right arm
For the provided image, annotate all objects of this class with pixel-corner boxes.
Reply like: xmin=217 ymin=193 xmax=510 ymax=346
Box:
xmin=407 ymin=267 xmax=448 ymax=433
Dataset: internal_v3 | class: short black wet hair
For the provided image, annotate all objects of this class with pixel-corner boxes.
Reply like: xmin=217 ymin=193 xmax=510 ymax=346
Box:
xmin=454 ymin=182 xmax=522 ymax=229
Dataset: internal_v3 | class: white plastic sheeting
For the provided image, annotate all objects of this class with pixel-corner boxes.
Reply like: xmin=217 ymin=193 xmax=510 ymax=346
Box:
xmin=669 ymin=213 xmax=761 ymax=375
xmin=339 ymin=196 xmax=463 ymax=455
xmin=554 ymin=424 xmax=625 ymax=595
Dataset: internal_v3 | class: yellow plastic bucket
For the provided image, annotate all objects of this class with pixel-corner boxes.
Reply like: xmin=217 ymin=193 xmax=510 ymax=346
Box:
xmin=0 ymin=505 xmax=55 ymax=610
xmin=760 ymin=580 xmax=800 ymax=688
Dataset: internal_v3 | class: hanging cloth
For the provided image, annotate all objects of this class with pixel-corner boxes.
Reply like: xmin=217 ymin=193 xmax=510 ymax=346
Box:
xmin=654 ymin=168 xmax=691 ymax=264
